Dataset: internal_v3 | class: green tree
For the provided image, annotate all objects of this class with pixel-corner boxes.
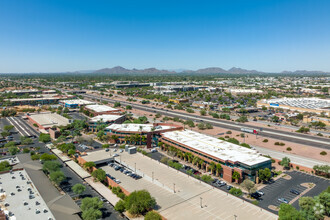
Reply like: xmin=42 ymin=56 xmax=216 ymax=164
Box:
xmin=20 ymin=136 xmax=33 ymax=145
xmin=144 ymin=211 xmax=162 ymax=220
xmin=229 ymin=187 xmax=243 ymax=197
xmin=91 ymin=169 xmax=106 ymax=182
xmin=280 ymin=157 xmax=291 ymax=169
xmin=114 ymin=102 xmax=121 ymax=107
xmin=241 ymin=179 xmax=256 ymax=194
xmin=4 ymin=125 xmax=14 ymax=132
xmin=124 ymin=190 xmax=156 ymax=215
xmin=49 ymin=171 xmax=66 ymax=185
xmin=114 ymin=200 xmax=126 ymax=213
xmin=39 ymin=133 xmax=51 ymax=143
xmin=84 ymin=162 xmax=96 ymax=172
xmin=40 ymin=153 xmax=57 ymax=161
xmin=278 ymin=203 xmax=303 ymax=220
xmin=81 ymin=208 xmax=102 ymax=220
xmin=232 ymin=171 xmax=240 ymax=181
xmin=4 ymin=141 xmax=16 ymax=148
xmin=258 ymin=168 xmax=272 ymax=182
xmin=8 ymin=146 xmax=19 ymax=155
xmin=0 ymin=161 xmax=11 ymax=172
xmin=200 ymin=109 xmax=206 ymax=116
xmin=72 ymin=183 xmax=86 ymax=196
xmin=43 ymin=161 xmax=62 ymax=174
xmin=81 ymin=197 xmax=103 ymax=212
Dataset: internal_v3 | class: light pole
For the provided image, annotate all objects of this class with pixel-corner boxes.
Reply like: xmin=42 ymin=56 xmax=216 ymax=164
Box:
xmin=135 ymin=163 xmax=136 ymax=173
xmin=173 ymin=183 xmax=176 ymax=193
xmin=234 ymin=214 xmax=237 ymax=220
xmin=152 ymin=171 xmax=154 ymax=182
xmin=200 ymin=197 xmax=203 ymax=208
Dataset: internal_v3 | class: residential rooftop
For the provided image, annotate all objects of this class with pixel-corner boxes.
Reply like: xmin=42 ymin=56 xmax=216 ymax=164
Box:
xmin=85 ymin=104 xmax=119 ymax=113
xmin=0 ymin=169 xmax=56 ymax=220
xmin=106 ymin=123 xmax=174 ymax=132
xmin=162 ymin=130 xmax=270 ymax=167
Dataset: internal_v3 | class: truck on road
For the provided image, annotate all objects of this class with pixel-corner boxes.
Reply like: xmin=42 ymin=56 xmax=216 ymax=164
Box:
xmin=241 ymin=127 xmax=260 ymax=134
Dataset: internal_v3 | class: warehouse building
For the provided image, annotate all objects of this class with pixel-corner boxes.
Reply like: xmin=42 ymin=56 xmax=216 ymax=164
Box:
xmin=257 ymin=97 xmax=330 ymax=116
xmin=160 ymin=130 xmax=271 ymax=183
xmin=27 ymin=113 xmax=72 ymax=130
xmin=84 ymin=104 xmax=122 ymax=116
xmin=59 ymin=99 xmax=95 ymax=108
xmin=105 ymin=123 xmax=183 ymax=148
xmin=88 ymin=114 xmax=126 ymax=131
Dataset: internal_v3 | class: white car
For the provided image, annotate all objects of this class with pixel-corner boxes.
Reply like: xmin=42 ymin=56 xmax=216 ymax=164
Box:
xmin=115 ymin=179 xmax=121 ymax=184
xmin=113 ymin=153 xmax=119 ymax=157
xmin=256 ymin=190 xmax=264 ymax=196
xmin=119 ymin=149 xmax=123 ymax=153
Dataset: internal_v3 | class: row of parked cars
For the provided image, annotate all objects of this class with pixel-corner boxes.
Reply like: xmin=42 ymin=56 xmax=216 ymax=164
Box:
xmin=108 ymin=162 xmax=141 ymax=180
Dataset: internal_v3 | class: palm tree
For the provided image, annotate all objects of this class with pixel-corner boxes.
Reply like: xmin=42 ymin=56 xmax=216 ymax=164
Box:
xmin=216 ymin=163 xmax=222 ymax=177
xmin=124 ymin=136 xmax=130 ymax=144
xmin=110 ymin=135 xmax=118 ymax=143
xmin=177 ymin=151 xmax=184 ymax=160
xmin=193 ymin=156 xmax=200 ymax=167
xmin=184 ymin=152 xmax=189 ymax=162
xmin=232 ymin=171 xmax=240 ymax=182
xmin=199 ymin=159 xmax=204 ymax=170
xmin=209 ymin=162 xmax=216 ymax=175
xmin=187 ymin=153 xmax=193 ymax=163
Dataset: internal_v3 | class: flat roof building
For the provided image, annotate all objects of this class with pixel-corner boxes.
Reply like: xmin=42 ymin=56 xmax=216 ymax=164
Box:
xmin=225 ymin=88 xmax=264 ymax=95
xmin=60 ymin=99 xmax=95 ymax=108
xmin=6 ymin=89 xmax=40 ymax=95
xmin=5 ymin=97 xmax=64 ymax=106
xmin=257 ymin=97 xmax=330 ymax=116
xmin=106 ymin=123 xmax=183 ymax=148
xmin=0 ymin=169 xmax=56 ymax=220
xmin=88 ymin=114 xmax=126 ymax=131
xmin=27 ymin=113 xmax=72 ymax=130
xmin=84 ymin=104 xmax=121 ymax=116
xmin=160 ymin=130 xmax=271 ymax=183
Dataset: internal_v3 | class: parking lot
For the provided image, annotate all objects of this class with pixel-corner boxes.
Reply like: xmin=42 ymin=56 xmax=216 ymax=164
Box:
xmin=92 ymin=150 xmax=277 ymax=220
xmin=5 ymin=116 xmax=39 ymax=138
xmin=258 ymin=171 xmax=330 ymax=212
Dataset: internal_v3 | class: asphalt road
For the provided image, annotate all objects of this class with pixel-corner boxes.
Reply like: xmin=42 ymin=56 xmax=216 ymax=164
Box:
xmin=82 ymin=93 xmax=330 ymax=150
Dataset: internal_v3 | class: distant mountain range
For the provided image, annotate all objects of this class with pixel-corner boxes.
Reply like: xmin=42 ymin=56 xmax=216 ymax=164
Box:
xmin=87 ymin=66 xmax=329 ymax=75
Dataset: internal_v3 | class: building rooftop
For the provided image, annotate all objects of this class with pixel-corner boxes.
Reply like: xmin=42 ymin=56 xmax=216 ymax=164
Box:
xmin=162 ymin=130 xmax=270 ymax=167
xmin=90 ymin=114 xmax=124 ymax=123
xmin=29 ymin=113 xmax=71 ymax=128
xmin=106 ymin=123 xmax=174 ymax=132
xmin=0 ymin=169 xmax=56 ymax=220
xmin=85 ymin=104 xmax=119 ymax=113
xmin=6 ymin=89 xmax=40 ymax=94
xmin=62 ymin=99 xmax=95 ymax=105
xmin=6 ymin=97 xmax=62 ymax=102
xmin=263 ymin=97 xmax=330 ymax=110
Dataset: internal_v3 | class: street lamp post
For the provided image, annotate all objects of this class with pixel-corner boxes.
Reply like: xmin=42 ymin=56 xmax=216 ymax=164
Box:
xmin=173 ymin=183 xmax=176 ymax=193
xmin=152 ymin=171 xmax=154 ymax=182
xmin=200 ymin=197 xmax=203 ymax=208
xmin=135 ymin=162 xmax=136 ymax=173
xmin=234 ymin=215 xmax=237 ymax=220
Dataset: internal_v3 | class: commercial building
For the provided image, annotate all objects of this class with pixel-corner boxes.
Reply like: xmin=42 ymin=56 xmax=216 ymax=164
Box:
xmin=88 ymin=114 xmax=126 ymax=131
xmin=6 ymin=89 xmax=40 ymax=96
xmin=59 ymin=99 xmax=95 ymax=108
xmin=6 ymin=97 xmax=64 ymax=106
xmin=225 ymin=88 xmax=264 ymax=95
xmin=84 ymin=104 xmax=121 ymax=116
xmin=27 ymin=113 xmax=72 ymax=130
xmin=0 ymin=168 xmax=56 ymax=220
xmin=257 ymin=97 xmax=330 ymax=116
xmin=169 ymin=98 xmax=189 ymax=104
xmin=160 ymin=130 xmax=271 ymax=183
xmin=105 ymin=123 xmax=183 ymax=148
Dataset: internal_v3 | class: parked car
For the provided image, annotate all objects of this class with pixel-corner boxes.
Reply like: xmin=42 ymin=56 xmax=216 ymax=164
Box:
xmin=290 ymin=189 xmax=300 ymax=195
xmin=105 ymin=148 xmax=109 ymax=152
xmin=151 ymin=149 xmax=157 ymax=153
xmin=115 ymin=179 xmax=121 ymax=184
xmin=113 ymin=149 xmax=117 ymax=152
xmin=113 ymin=153 xmax=119 ymax=157
xmin=278 ymin=198 xmax=289 ymax=204
xmin=226 ymin=185 xmax=233 ymax=190
xmin=251 ymin=192 xmax=261 ymax=199
xmin=256 ymin=190 xmax=264 ymax=196
xmin=193 ymin=170 xmax=201 ymax=175
xmin=217 ymin=181 xmax=227 ymax=187
xmin=119 ymin=149 xmax=123 ymax=153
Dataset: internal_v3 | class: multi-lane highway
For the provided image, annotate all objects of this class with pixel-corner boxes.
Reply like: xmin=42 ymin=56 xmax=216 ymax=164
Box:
xmin=82 ymin=93 xmax=330 ymax=150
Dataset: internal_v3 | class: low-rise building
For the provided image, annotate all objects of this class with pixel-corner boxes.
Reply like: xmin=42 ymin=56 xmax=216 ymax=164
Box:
xmin=105 ymin=123 xmax=183 ymax=148
xmin=169 ymin=98 xmax=189 ymax=104
xmin=225 ymin=88 xmax=264 ymax=95
xmin=257 ymin=97 xmax=330 ymax=116
xmin=160 ymin=130 xmax=271 ymax=183
xmin=88 ymin=114 xmax=126 ymax=131
xmin=84 ymin=104 xmax=121 ymax=116
xmin=60 ymin=99 xmax=95 ymax=108
xmin=27 ymin=113 xmax=72 ymax=130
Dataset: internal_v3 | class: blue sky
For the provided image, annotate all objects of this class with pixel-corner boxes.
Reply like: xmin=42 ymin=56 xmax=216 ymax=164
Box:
xmin=0 ymin=0 xmax=329 ymax=73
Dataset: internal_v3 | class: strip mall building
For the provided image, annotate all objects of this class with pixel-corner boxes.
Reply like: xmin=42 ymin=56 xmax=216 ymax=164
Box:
xmin=160 ymin=130 xmax=271 ymax=183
